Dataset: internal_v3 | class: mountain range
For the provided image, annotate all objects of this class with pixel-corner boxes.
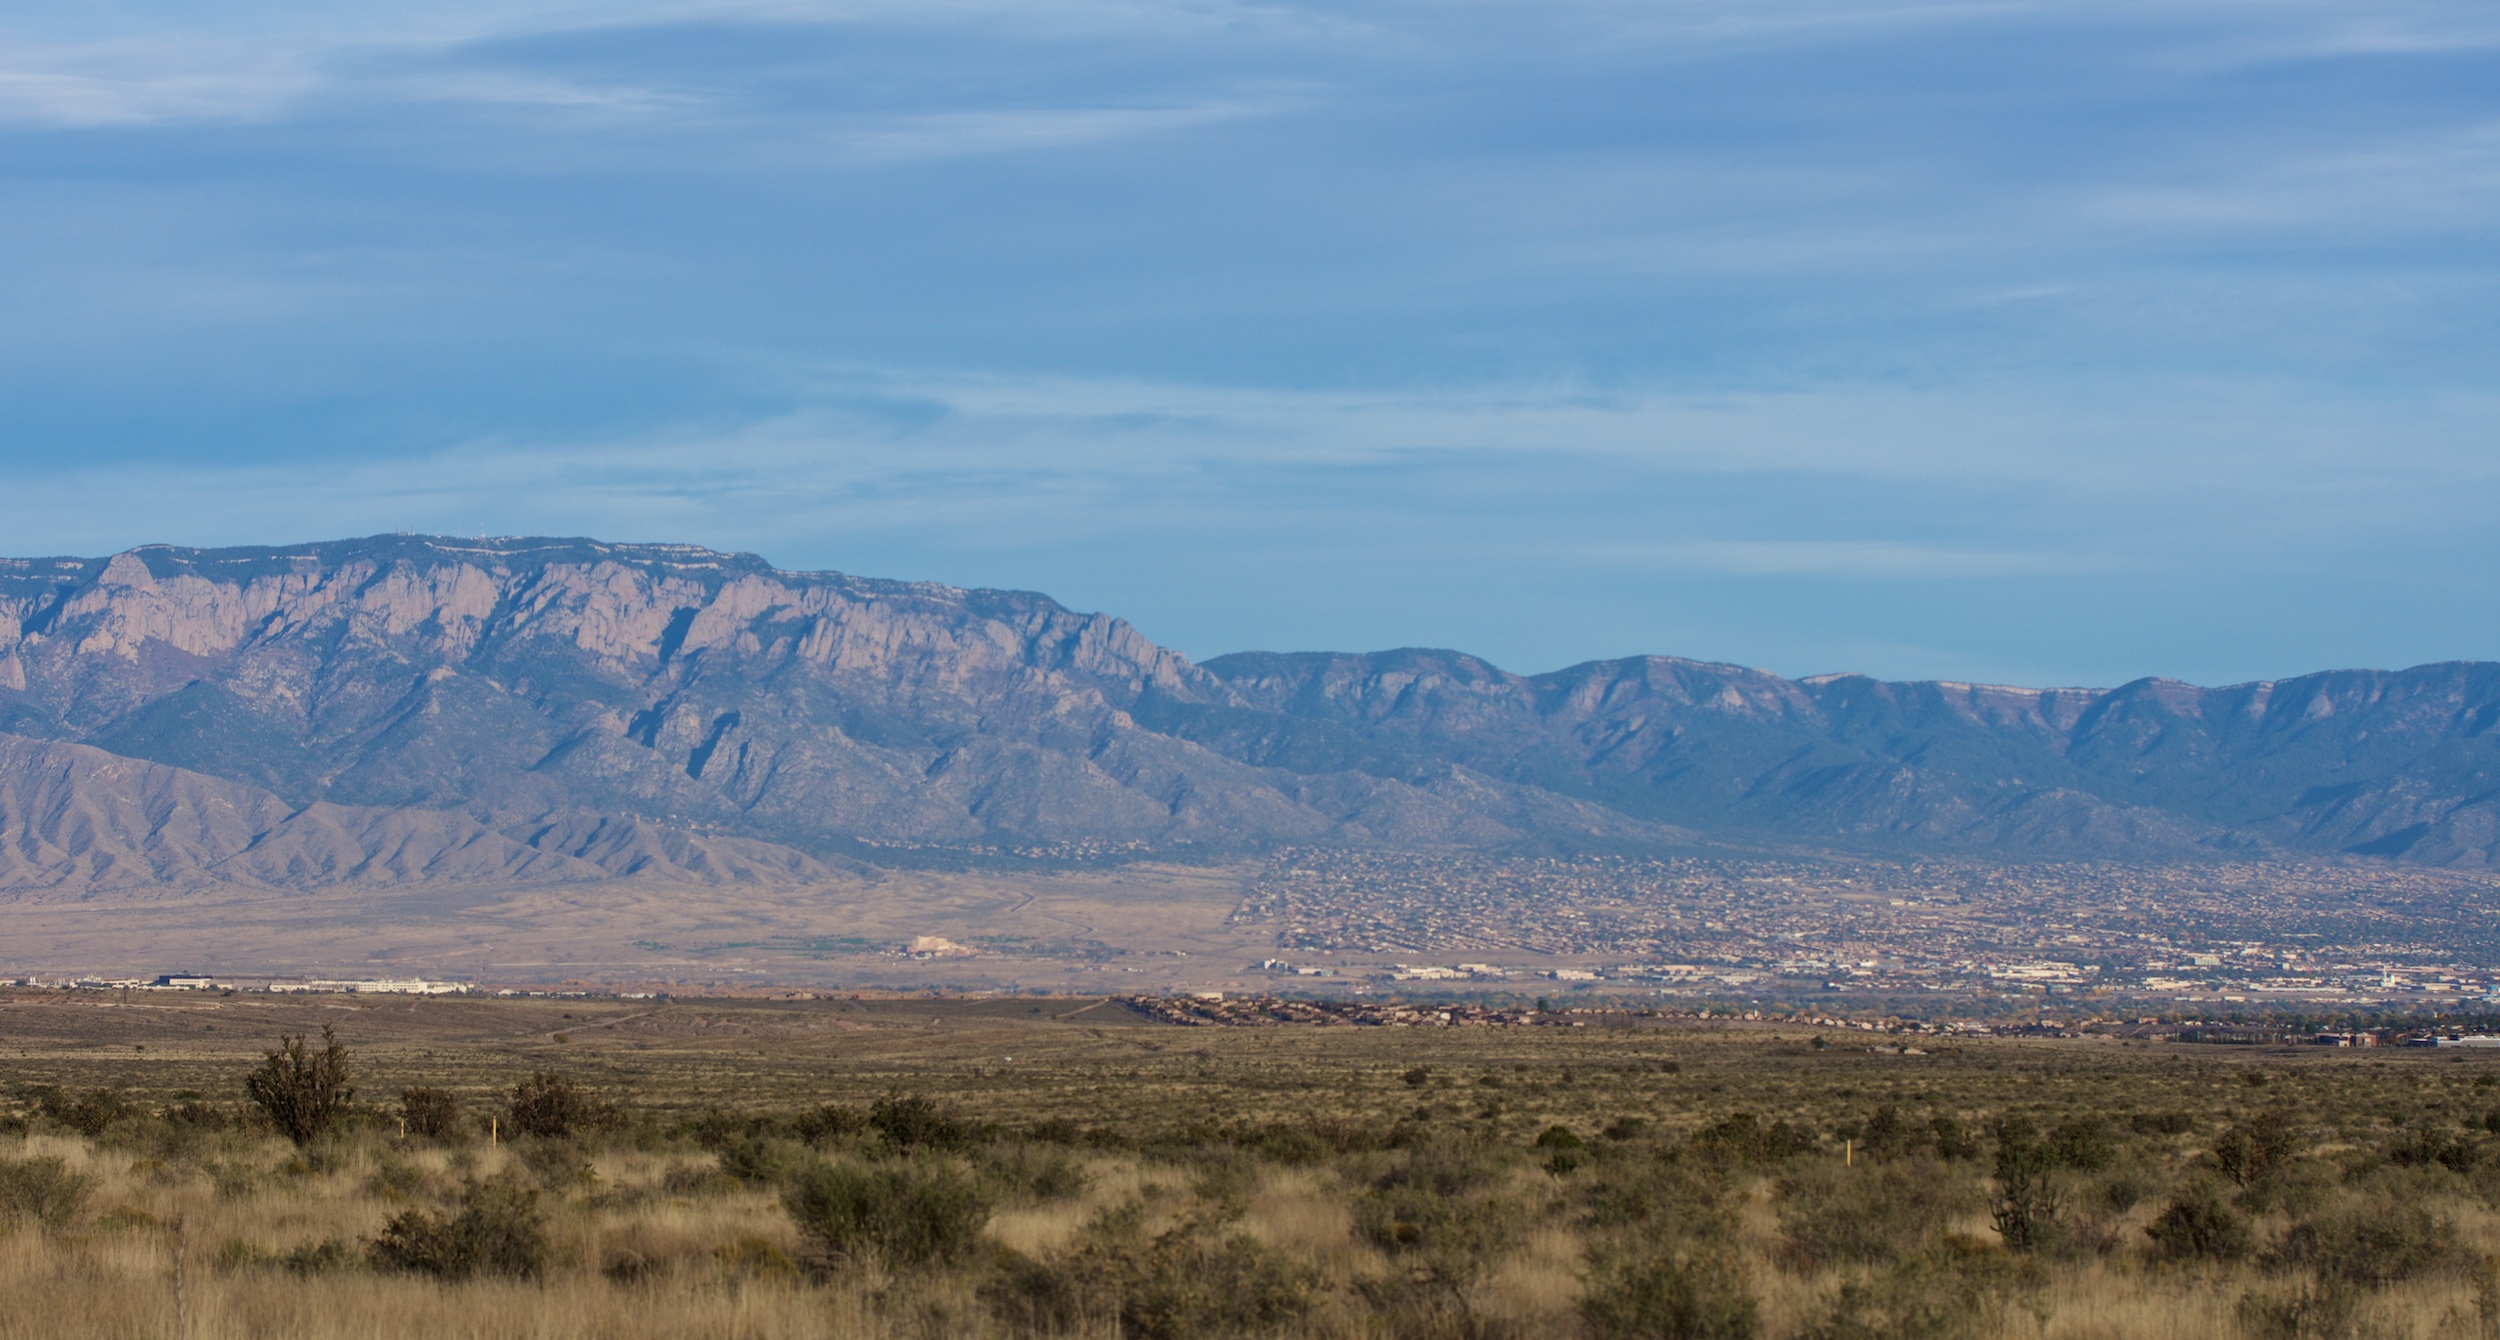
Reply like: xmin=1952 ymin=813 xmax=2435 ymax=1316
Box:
xmin=0 ymin=534 xmax=2492 ymax=895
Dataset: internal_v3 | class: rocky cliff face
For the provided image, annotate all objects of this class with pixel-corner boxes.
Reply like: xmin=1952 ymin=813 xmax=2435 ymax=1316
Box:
xmin=0 ymin=537 xmax=1657 ymax=891
xmin=0 ymin=534 xmax=2493 ymax=892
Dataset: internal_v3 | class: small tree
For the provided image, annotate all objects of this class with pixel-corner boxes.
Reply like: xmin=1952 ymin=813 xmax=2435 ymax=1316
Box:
xmin=1989 ymin=1117 xmax=2064 ymax=1254
xmin=245 ymin=1026 xmax=354 ymax=1146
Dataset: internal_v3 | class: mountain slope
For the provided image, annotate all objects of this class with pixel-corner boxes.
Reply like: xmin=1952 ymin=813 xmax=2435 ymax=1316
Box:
xmin=0 ymin=535 xmax=2495 ymax=877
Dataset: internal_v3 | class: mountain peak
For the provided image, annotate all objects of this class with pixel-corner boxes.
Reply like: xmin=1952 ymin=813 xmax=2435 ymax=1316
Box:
xmin=0 ymin=534 xmax=2493 ymax=884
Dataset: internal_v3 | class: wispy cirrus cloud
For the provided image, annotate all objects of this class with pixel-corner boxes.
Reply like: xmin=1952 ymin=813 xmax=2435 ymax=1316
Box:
xmin=825 ymin=98 xmax=1291 ymax=161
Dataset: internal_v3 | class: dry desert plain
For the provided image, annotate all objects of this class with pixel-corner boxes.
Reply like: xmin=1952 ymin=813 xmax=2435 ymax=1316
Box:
xmin=1 ymin=991 xmax=2499 ymax=1337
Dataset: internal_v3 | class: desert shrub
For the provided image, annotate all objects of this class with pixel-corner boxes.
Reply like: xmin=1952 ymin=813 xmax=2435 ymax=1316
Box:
xmin=2268 ymin=1197 xmax=2465 ymax=1286
xmin=362 ymin=1156 xmax=437 ymax=1202
xmin=0 ymin=1154 xmax=95 ymax=1228
xmin=280 ymin=1238 xmax=364 ymax=1275
xmin=1693 ymin=1112 xmax=1815 ymax=1163
xmin=1929 ymin=1115 xmax=1980 ymax=1161
xmin=1853 ymin=1106 xmax=1921 ymax=1161
xmin=245 ymin=1026 xmax=354 ymax=1147
xmin=661 ymin=1161 xmax=735 ymax=1196
xmin=163 ymin=1100 xmax=229 ymax=1133
xmin=2237 ymin=1277 xmax=2363 ymax=1340
xmin=1357 ymin=1134 xmax=1507 ymax=1251
xmin=782 ymin=1156 xmax=992 ymax=1267
xmin=983 ymin=1142 xmax=1089 ymax=1203
xmin=1586 ymin=1161 xmax=1737 ymax=1240
xmin=717 ymin=1134 xmax=803 ymax=1186
xmin=515 ymin=1138 xmax=596 ymax=1190
xmin=2131 ymin=1111 xmax=2196 ymax=1137
xmin=1780 ymin=1156 xmax=1977 ymax=1267
xmin=2386 ymin=1125 xmax=2480 ymax=1174
xmin=793 ymin=1103 xmax=870 ymax=1145
xmin=1355 ymin=1133 xmax=1521 ymax=1333
xmin=1236 ymin=1122 xmax=1331 ymax=1166
xmin=869 ymin=1092 xmax=969 ymax=1153
xmin=1538 ymin=1123 xmax=1588 ymax=1174
xmin=713 ymin=1235 xmax=799 ymax=1279
xmin=1988 ymin=1118 xmax=2064 ymax=1255
xmin=398 ymin=1087 xmax=461 ymax=1141
xmin=40 ymin=1088 xmax=129 ymax=1139
xmin=2143 ymin=1188 xmax=2252 ymax=1263
xmin=1796 ymin=1241 xmax=2042 ymax=1340
xmin=368 ymin=1176 xmax=549 ymax=1280
xmin=2214 ymin=1112 xmax=2295 ymax=1189
xmin=2046 ymin=1117 xmax=2115 ymax=1172
xmin=1603 ymin=1116 xmax=1653 ymax=1143
xmin=215 ymin=1238 xmax=274 ymax=1271
xmin=2094 ymin=1171 xmax=2150 ymax=1215
xmin=984 ymin=1200 xmax=1313 ymax=1340
xmin=506 ymin=1071 xmax=619 ymax=1140
xmin=1582 ymin=1244 xmax=1758 ymax=1340
xmin=1124 ymin=1221 xmax=1312 ymax=1339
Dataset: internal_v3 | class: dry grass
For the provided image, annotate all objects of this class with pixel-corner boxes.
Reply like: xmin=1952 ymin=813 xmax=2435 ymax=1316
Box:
xmin=8 ymin=995 xmax=2500 ymax=1337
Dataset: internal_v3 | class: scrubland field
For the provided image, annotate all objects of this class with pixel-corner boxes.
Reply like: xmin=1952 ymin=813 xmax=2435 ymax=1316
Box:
xmin=4 ymin=991 xmax=2500 ymax=1339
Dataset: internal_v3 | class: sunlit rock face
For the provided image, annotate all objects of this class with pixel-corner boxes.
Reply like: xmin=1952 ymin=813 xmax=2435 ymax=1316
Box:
xmin=0 ymin=534 xmax=2493 ymax=894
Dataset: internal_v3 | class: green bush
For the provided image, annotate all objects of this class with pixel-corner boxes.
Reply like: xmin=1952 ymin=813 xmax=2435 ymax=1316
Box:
xmin=1693 ymin=1113 xmax=1815 ymax=1163
xmin=716 ymin=1134 xmax=803 ymax=1186
xmin=2268 ymin=1198 xmax=2464 ymax=1286
xmin=2386 ymin=1125 xmax=2480 ymax=1174
xmin=1586 ymin=1161 xmax=1736 ymax=1241
xmin=398 ymin=1087 xmax=461 ymax=1141
xmin=869 ymin=1092 xmax=969 ymax=1153
xmin=793 ymin=1103 xmax=870 ymax=1145
xmin=982 ymin=1141 xmax=1089 ymax=1203
xmin=39 ymin=1089 xmax=129 ymax=1138
xmin=245 ymin=1026 xmax=354 ymax=1147
xmin=1582 ymin=1245 xmax=1758 ymax=1340
xmin=2130 ymin=1111 xmax=2196 ymax=1137
xmin=1797 ymin=1242 xmax=2041 ymax=1340
xmin=2213 ymin=1112 xmax=2295 ymax=1189
xmin=505 ymin=1072 xmax=619 ymax=1140
xmin=367 ymin=1176 xmax=549 ymax=1280
xmin=0 ymin=1154 xmax=95 ymax=1228
xmin=2143 ymin=1189 xmax=2251 ymax=1263
xmin=1603 ymin=1116 xmax=1653 ymax=1143
xmin=514 ymin=1138 xmax=597 ymax=1190
xmin=1536 ymin=1124 xmax=1585 ymax=1151
xmin=1929 ymin=1115 xmax=1981 ymax=1162
xmin=2046 ymin=1117 xmax=2115 ymax=1172
xmin=782 ymin=1156 xmax=992 ymax=1267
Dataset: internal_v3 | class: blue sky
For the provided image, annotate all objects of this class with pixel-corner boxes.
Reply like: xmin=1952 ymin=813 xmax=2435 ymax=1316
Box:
xmin=1 ymin=1 xmax=2495 ymax=687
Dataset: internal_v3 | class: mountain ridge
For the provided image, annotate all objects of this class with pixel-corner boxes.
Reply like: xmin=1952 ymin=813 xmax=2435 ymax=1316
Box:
xmin=0 ymin=533 xmax=2493 ymax=891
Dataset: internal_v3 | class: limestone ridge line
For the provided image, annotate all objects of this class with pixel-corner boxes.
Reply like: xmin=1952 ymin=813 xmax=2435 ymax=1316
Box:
xmin=0 ymin=534 xmax=2487 ymax=893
